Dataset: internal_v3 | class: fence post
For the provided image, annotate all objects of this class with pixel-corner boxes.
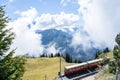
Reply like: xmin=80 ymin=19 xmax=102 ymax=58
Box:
xmin=45 ymin=74 xmax=47 ymax=80
xmin=116 ymin=69 xmax=119 ymax=80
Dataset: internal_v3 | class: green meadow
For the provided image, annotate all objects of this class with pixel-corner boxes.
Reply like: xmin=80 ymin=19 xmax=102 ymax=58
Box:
xmin=22 ymin=52 xmax=114 ymax=80
xmin=22 ymin=57 xmax=73 ymax=80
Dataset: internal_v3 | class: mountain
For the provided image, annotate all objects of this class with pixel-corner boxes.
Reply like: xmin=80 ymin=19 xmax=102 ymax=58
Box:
xmin=36 ymin=29 xmax=100 ymax=61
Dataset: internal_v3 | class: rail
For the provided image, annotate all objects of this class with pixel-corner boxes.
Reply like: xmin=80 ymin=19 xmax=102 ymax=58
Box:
xmin=73 ymin=70 xmax=98 ymax=80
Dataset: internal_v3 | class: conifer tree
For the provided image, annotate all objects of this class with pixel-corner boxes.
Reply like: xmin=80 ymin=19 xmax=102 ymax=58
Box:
xmin=109 ymin=33 xmax=120 ymax=74
xmin=0 ymin=5 xmax=26 ymax=80
xmin=65 ymin=53 xmax=72 ymax=63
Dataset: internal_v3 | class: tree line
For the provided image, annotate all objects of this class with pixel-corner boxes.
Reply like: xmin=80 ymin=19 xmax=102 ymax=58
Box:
xmin=95 ymin=47 xmax=110 ymax=59
xmin=37 ymin=53 xmax=81 ymax=63
xmin=23 ymin=51 xmax=81 ymax=63
xmin=26 ymin=47 xmax=111 ymax=63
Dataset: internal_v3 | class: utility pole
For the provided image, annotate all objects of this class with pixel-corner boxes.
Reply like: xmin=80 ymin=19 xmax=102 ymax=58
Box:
xmin=59 ymin=53 xmax=61 ymax=77
xmin=45 ymin=74 xmax=47 ymax=80
xmin=58 ymin=53 xmax=63 ymax=80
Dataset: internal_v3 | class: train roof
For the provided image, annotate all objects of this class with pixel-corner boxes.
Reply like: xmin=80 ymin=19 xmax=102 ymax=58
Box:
xmin=88 ymin=58 xmax=103 ymax=64
xmin=65 ymin=58 xmax=103 ymax=70
xmin=65 ymin=62 xmax=87 ymax=70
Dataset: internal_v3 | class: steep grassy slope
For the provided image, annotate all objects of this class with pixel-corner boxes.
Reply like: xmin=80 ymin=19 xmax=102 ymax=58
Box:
xmin=98 ymin=51 xmax=113 ymax=58
xmin=96 ymin=51 xmax=115 ymax=80
xmin=22 ymin=57 xmax=73 ymax=80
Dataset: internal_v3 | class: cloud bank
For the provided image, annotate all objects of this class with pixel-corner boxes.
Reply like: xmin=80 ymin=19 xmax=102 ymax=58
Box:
xmin=8 ymin=0 xmax=120 ymax=57
xmin=78 ymin=0 xmax=120 ymax=48
xmin=8 ymin=7 xmax=80 ymax=56
xmin=8 ymin=8 xmax=43 ymax=56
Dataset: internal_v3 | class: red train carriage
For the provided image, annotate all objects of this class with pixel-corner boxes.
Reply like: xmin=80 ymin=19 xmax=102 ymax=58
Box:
xmin=64 ymin=58 xmax=104 ymax=76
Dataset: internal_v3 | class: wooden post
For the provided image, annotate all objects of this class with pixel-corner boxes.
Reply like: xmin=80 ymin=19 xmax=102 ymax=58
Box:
xmin=45 ymin=74 xmax=47 ymax=80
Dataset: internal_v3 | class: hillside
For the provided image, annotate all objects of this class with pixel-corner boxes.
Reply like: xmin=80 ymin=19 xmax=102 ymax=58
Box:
xmin=98 ymin=51 xmax=113 ymax=58
xmin=22 ymin=52 xmax=114 ymax=80
xmin=22 ymin=57 xmax=73 ymax=80
xmin=96 ymin=51 xmax=115 ymax=80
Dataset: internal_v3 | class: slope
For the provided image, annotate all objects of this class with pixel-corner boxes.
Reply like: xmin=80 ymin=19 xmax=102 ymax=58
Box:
xmin=96 ymin=51 xmax=114 ymax=80
xmin=98 ymin=51 xmax=113 ymax=58
xmin=22 ymin=57 xmax=73 ymax=80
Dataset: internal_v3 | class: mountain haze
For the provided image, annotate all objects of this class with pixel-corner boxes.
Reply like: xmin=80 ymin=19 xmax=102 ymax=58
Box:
xmin=36 ymin=29 xmax=99 ymax=61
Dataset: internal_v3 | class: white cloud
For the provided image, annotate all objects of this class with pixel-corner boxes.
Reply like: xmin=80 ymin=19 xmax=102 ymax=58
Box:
xmin=46 ymin=43 xmax=59 ymax=55
xmin=35 ymin=12 xmax=79 ymax=30
xmin=8 ymin=0 xmax=120 ymax=57
xmin=8 ymin=7 xmax=80 ymax=56
xmin=8 ymin=7 xmax=43 ymax=56
xmin=6 ymin=0 xmax=120 ymax=58
xmin=78 ymin=0 xmax=120 ymax=48
xmin=70 ymin=28 xmax=99 ymax=53
xmin=71 ymin=30 xmax=84 ymax=46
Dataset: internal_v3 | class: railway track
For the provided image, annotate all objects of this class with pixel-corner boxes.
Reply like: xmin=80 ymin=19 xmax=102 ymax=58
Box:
xmin=73 ymin=71 xmax=97 ymax=80
xmin=56 ymin=70 xmax=98 ymax=80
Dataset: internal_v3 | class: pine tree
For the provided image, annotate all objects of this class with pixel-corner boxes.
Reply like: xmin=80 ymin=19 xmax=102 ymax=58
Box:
xmin=0 ymin=6 xmax=26 ymax=80
xmin=103 ymin=47 xmax=110 ymax=53
xmin=50 ymin=53 xmax=54 ymax=57
xmin=55 ymin=53 xmax=60 ymax=57
xmin=65 ymin=53 xmax=72 ymax=63
xmin=109 ymin=33 xmax=120 ymax=74
xmin=113 ymin=34 xmax=120 ymax=69
xmin=74 ymin=59 xmax=78 ymax=63
xmin=95 ymin=49 xmax=101 ymax=59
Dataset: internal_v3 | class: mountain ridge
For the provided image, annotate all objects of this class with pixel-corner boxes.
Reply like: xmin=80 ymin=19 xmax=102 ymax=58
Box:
xmin=36 ymin=29 xmax=101 ymax=61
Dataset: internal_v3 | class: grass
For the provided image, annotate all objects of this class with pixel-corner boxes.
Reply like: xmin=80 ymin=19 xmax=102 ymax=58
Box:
xmin=22 ymin=52 xmax=114 ymax=80
xmin=98 ymin=51 xmax=113 ymax=58
xmin=22 ymin=57 xmax=73 ymax=80
xmin=96 ymin=51 xmax=115 ymax=80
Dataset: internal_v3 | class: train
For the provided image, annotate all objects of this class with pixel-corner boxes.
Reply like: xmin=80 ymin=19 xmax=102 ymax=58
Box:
xmin=64 ymin=58 xmax=106 ymax=76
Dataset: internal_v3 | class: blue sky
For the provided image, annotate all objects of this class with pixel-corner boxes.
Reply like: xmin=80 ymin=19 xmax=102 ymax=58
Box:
xmin=1 ymin=0 xmax=120 ymax=56
xmin=0 ymin=0 xmax=79 ymax=20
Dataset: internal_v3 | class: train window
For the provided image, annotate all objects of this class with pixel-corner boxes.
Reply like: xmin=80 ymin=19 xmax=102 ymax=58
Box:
xmin=80 ymin=66 xmax=83 ymax=69
xmin=82 ymin=65 xmax=85 ymax=68
xmin=67 ymin=69 xmax=71 ymax=72
xmin=76 ymin=67 xmax=80 ymax=70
